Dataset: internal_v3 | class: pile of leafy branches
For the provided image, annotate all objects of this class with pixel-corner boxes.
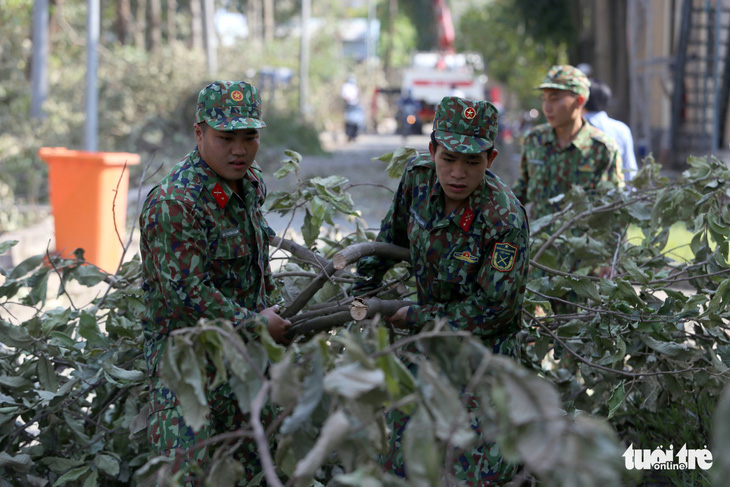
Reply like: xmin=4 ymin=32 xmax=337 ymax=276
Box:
xmin=0 ymin=151 xmax=729 ymax=486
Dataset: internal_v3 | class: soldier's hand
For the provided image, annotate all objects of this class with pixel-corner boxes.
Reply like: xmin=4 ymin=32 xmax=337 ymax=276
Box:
xmin=383 ymin=305 xmax=410 ymax=329
xmin=261 ymin=306 xmax=292 ymax=345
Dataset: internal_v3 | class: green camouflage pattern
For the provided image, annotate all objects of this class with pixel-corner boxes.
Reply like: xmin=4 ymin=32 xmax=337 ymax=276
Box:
xmin=357 ymin=153 xmax=529 ymax=482
xmin=536 ymin=64 xmax=591 ymax=99
xmin=513 ymin=121 xmax=624 ymax=219
xmin=357 ymin=153 xmax=529 ymax=339
xmin=196 ymin=80 xmax=266 ymax=131
xmin=432 ymin=96 xmax=499 ymax=153
xmin=139 ymin=147 xmax=275 ymax=481
xmin=382 ymin=397 xmax=517 ymax=485
xmin=148 ymin=376 xmax=275 ymax=485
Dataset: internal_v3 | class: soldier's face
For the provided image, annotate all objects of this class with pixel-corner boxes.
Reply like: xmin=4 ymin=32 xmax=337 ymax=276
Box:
xmin=541 ymin=89 xmax=581 ymax=129
xmin=195 ymin=123 xmax=260 ymax=193
xmin=430 ymin=142 xmax=497 ymax=208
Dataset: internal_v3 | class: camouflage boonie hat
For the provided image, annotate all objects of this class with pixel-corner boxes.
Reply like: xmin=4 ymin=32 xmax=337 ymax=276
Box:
xmin=432 ymin=97 xmax=499 ymax=154
xmin=196 ymin=81 xmax=266 ymax=131
xmin=536 ymin=65 xmax=591 ymax=98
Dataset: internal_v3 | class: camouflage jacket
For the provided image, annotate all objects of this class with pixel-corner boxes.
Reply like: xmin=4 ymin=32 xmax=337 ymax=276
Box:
xmin=357 ymin=154 xmax=530 ymax=342
xmin=139 ymin=148 xmax=274 ymax=376
xmin=513 ymin=120 xmax=623 ymax=219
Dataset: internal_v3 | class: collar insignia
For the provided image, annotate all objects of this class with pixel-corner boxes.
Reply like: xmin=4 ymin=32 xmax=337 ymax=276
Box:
xmin=459 ymin=208 xmax=475 ymax=231
xmin=211 ymin=183 xmax=229 ymax=208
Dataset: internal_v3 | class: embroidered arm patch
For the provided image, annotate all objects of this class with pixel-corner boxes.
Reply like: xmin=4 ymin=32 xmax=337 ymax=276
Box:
xmin=490 ymin=242 xmax=518 ymax=272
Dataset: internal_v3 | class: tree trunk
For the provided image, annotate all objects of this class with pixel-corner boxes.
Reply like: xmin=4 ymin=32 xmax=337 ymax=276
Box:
xmin=247 ymin=0 xmax=263 ymax=45
xmin=384 ymin=0 xmax=398 ymax=83
xmin=149 ymin=0 xmax=162 ymax=53
xmin=167 ymin=0 xmax=177 ymax=42
xmin=115 ymin=0 xmax=131 ymax=44
xmin=190 ymin=0 xmax=203 ymax=50
xmin=263 ymin=0 xmax=274 ymax=43
xmin=134 ymin=0 xmax=147 ymax=50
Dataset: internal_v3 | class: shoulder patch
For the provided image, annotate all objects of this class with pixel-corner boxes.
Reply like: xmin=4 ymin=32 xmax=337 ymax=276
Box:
xmin=491 ymin=242 xmax=518 ymax=272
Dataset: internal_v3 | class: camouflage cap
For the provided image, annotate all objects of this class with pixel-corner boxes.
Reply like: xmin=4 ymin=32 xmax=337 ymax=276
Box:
xmin=536 ymin=65 xmax=591 ymax=98
xmin=432 ymin=97 xmax=499 ymax=153
xmin=195 ymin=81 xmax=266 ymax=131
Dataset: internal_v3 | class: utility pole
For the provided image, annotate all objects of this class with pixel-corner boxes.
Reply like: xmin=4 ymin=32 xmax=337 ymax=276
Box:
xmin=299 ymin=0 xmax=311 ymax=116
xmin=202 ymin=0 xmax=217 ymax=75
xmin=85 ymin=0 xmax=99 ymax=151
xmin=31 ymin=0 xmax=49 ymax=119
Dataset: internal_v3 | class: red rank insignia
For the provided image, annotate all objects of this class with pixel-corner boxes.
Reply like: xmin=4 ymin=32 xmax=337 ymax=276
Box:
xmin=211 ymin=183 xmax=229 ymax=208
xmin=459 ymin=208 xmax=475 ymax=231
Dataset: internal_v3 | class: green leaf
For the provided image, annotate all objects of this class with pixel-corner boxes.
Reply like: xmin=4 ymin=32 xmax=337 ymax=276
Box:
xmin=607 ymin=381 xmax=625 ymax=419
xmin=79 ymin=311 xmax=109 ymax=349
xmin=52 ymin=466 xmax=90 ymax=486
xmin=37 ymin=355 xmax=59 ymax=393
xmin=640 ymin=335 xmax=695 ymax=360
xmin=94 ymin=453 xmax=120 ymax=477
xmin=41 ymin=457 xmax=85 ymax=474
xmin=0 ymin=451 xmax=33 ymax=472
xmin=302 ymin=210 xmax=320 ymax=248
xmin=293 ymin=410 xmax=351 ymax=480
xmin=206 ymin=453 xmax=243 ymax=487
xmin=82 ymin=468 xmax=98 ymax=487
xmin=70 ymin=264 xmax=107 ymax=286
xmin=418 ymin=361 xmax=475 ymax=449
xmin=159 ymin=338 xmax=209 ymax=432
xmin=324 ymin=362 xmax=385 ymax=399
xmin=402 ymin=406 xmax=441 ymax=486
xmin=102 ymin=363 xmax=145 ymax=383
xmin=0 ymin=321 xmax=35 ymax=349
xmin=0 ymin=240 xmax=19 ymax=255
xmin=568 ymin=277 xmax=602 ymax=303
xmin=280 ymin=351 xmax=324 ymax=435
xmin=9 ymin=254 xmax=44 ymax=279
xmin=0 ymin=375 xmax=33 ymax=390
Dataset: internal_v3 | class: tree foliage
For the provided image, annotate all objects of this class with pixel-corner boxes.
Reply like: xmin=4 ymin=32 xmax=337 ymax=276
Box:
xmin=457 ymin=0 xmax=571 ymax=110
xmin=1 ymin=149 xmax=729 ymax=486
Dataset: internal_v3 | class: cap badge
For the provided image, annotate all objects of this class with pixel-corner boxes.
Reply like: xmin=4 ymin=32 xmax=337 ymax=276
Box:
xmin=463 ymin=107 xmax=476 ymax=120
xmin=231 ymin=90 xmax=244 ymax=102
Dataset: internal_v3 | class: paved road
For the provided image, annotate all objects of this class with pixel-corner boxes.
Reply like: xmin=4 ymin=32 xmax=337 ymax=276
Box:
xmin=263 ymin=132 xmax=431 ymax=240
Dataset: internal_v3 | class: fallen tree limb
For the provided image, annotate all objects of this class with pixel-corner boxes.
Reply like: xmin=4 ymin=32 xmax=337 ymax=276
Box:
xmin=288 ymin=298 xmax=415 ymax=337
xmin=332 ymin=242 xmax=411 ymax=270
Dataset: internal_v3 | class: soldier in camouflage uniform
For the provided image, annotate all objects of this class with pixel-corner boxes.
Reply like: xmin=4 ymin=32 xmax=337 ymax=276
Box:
xmin=513 ymin=65 xmax=623 ymax=219
xmin=139 ymin=81 xmax=291 ymax=485
xmin=357 ymin=97 xmax=530 ymax=485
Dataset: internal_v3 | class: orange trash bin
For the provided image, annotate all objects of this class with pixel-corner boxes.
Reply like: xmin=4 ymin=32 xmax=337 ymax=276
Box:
xmin=38 ymin=147 xmax=140 ymax=274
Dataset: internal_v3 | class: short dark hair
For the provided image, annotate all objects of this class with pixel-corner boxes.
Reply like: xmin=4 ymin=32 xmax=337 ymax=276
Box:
xmin=430 ymin=132 xmax=494 ymax=158
xmin=585 ymin=79 xmax=612 ymax=112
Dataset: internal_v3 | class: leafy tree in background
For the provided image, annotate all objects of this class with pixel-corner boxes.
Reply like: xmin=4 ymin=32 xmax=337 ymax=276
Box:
xmin=457 ymin=0 xmax=572 ymax=111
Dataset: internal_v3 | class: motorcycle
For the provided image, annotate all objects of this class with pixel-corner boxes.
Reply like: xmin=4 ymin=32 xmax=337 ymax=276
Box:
xmin=396 ymin=97 xmax=422 ymax=138
xmin=344 ymin=102 xmax=365 ymax=142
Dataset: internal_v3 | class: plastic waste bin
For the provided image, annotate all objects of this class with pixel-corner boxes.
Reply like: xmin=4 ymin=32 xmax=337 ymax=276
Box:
xmin=38 ymin=147 xmax=140 ymax=274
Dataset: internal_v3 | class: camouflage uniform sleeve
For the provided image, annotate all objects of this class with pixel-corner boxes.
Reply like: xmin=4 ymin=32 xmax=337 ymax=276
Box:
xmin=142 ymin=198 xmax=267 ymax=330
xmin=604 ymin=146 xmax=625 ymax=188
xmin=406 ymin=217 xmax=530 ymax=339
xmin=354 ymin=173 xmax=412 ymax=292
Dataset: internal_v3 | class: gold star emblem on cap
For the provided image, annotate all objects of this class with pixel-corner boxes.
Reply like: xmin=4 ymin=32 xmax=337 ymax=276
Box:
xmin=231 ymin=90 xmax=244 ymax=102
xmin=463 ymin=107 xmax=476 ymax=120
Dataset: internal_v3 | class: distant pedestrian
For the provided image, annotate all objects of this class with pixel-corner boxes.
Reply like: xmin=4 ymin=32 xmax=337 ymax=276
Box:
xmin=584 ymin=79 xmax=638 ymax=181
